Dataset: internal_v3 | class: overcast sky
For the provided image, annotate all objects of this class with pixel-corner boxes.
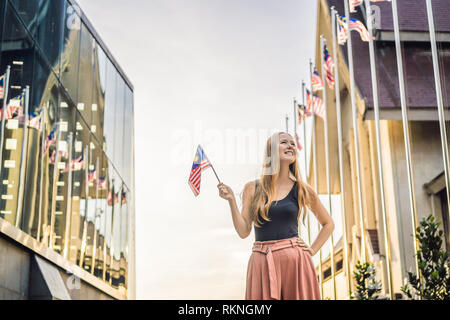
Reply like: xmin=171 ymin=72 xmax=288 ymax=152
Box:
xmin=76 ymin=0 xmax=328 ymax=299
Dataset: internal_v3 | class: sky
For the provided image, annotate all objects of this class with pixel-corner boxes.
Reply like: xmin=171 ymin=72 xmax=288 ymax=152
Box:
xmin=75 ymin=0 xmax=338 ymax=300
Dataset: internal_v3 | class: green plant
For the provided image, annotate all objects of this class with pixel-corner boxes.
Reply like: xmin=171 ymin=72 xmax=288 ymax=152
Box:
xmin=401 ymin=215 xmax=450 ymax=300
xmin=350 ymin=260 xmax=382 ymax=300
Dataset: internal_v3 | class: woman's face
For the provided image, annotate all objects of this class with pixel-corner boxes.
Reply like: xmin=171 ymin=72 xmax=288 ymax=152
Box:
xmin=278 ymin=133 xmax=296 ymax=164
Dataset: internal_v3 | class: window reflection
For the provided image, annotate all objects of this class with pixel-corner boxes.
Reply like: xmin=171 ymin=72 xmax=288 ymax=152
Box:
xmin=0 ymin=0 xmax=132 ymax=293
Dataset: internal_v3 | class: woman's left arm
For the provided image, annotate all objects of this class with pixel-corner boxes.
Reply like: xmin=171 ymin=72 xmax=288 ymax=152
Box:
xmin=300 ymin=187 xmax=335 ymax=256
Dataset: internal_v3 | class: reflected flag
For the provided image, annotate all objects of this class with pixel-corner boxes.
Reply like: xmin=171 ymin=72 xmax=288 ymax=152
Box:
xmin=0 ymin=73 xmax=5 ymax=99
xmin=312 ymin=70 xmax=324 ymax=92
xmin=121 ymin=190 xmax=127 ymax=205
xmin=188 ymin=145 xmax=212 ymax=197
xmin=295 ymin=133 xmax=303 ymax=151
xmin=88 ymin=166 xmax=97 ymax=182
xmin=1 ymin=94 xmax=22 ymax=120
xmin=97 ymin=176 xmax=107 ymax=190
xmin=337 ymin=15 xmax=348 ymax=45
xmin=61 ymin=153 xmax=85 ymax=172
xmin=323 ymin=45 xmax=335 ymax=89
xmin=43 ymin=126 xmax=57 ymax=155
xmin=107 ymin=190 xmax=119 ymax=206
xmin=49 ymin=148 xmax=69 ymax=165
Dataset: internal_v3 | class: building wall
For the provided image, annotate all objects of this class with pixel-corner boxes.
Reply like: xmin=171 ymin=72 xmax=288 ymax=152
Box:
xmin=0 ymin=236 xmax=29 ymax=299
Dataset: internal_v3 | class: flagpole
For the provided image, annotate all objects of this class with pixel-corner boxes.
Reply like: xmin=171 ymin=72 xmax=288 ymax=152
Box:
xmin=79 ymin=146 xmax=89 ymax=268
xmin=427 ymin=0 xmax=450 ymax=249
xmin=92 ymin=156 xmax=100 ymax=274
xmin=37 ymin=105 xmax=46 ymax=241
xmin=302 ymin=81 xmax=312 ymax=246
xmin=364 ymin=0 xmax=394 ymax=300
xmin=0 ymin=65 xmax=11 ymax=177
xmin=15 ymin=87 xmax=29 ymax=228
xmin=63 ymin=133 xmax=73 ymax=260
xmin=199 ymin=144 xmax=221 ymax=183
xmin=391 ymin=0 xmax=420 ymax=280
xmin=310 ymin=59 xmax=323 ymax=298
xmin=320 ymin=35 xmax=337 ymax=300
xmin=331 ymin=8 xmax=352 ymax=299
xmin=285 ymin=114 xmax=289 ymax=133
xmin=344 ymin=0 xmax=367 ymax=263
xmin=49 ymin=122 xmax=61 ymax=249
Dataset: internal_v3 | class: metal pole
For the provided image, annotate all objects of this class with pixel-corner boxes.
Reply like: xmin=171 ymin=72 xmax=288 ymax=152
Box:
xmin=37 ymin=106 xmax=46 ymax=241
xmin=391 ymin=0 xmax=420 ymax=278
xmin=49 ymin=123 xmax=61 ymax=249
xmin=63 ymin=133 xmax=73 ymax=259
xmin=285 ymin=114 xmax=289 ymax=133
xmin=79 ymin=146 xmax=89 ymax=268
xmin=302 ymin=81 xmax=312 ymax=245
xmin=310 ymin=59 xmax=323 ymax=298
xmin=344 ymin=0 xmax=367 ymax=262
xmin=15 ymin=87 xmax=29 ymax=228
xmin=364 ymin=0 xmax=394 ymax=300
xmin=320 ymin=35 xmax=337 ymax=300
xmin=92 ymin=157 xmax=99 ymax=274
xmin=426 ymin=0 xmax=450 ymax=246
xmin=331 ymin=8 xmax=352 ymax=299
xmin=0 ymin=65 xmax=11 ymax=176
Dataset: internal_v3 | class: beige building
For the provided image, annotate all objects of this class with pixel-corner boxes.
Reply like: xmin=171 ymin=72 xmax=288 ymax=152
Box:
xmin=309 ymin=0 xmax=450 ymax=299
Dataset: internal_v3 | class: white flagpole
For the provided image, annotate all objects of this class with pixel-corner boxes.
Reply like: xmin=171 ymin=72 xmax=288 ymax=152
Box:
xmin=15 ymin=87 xmax=30 ymax=228
xmin=320 ymin=35 xmax=337 ymax=300
xmin=331 ymin=7 xmax=352 ymax=299
xmin=344 ymin=0 xmax=367 ymax=262
xmin=310 ymin=59 xmax=323 ymax=298
xmin=302 ymin=81 xmax=312 ymax=245
xmin=391 ymin=0 xmax=420 ymax=278
xmin=63 ymin=133 xmax=73 ymax=260
xmin=364 ymin=0 xmax=394 ymax=300
xmin=426 ymin=0 xmax=450 ymax=247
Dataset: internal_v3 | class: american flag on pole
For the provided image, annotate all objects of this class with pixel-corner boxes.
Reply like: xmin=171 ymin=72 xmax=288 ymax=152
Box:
xmin=337 ymin=15 xmax=348 ymax=45
xmin=43 ymin=126 xmax=57 ymax=155
xmin=323 ymin=45 xmax=335 ymax=89
xmin=0 ymin=73 xmax=5 ymax=99
xmin=188 ymin=145 xmax=212 ymax=197
xmin=306 ymin=89 xmax=325 ymax=120
xmin=295 ymin=133 xmax=303 ymax=151
xmin=61 ymin=154 xmax=85 ymax=172
xmin=339 ymin=15 xmax=371 ymax=43
xmin=297 ymin=103 xmax=312 ymax=125
xmin=1 ymin=94 xmax=22 ymax=121
xmin=312 ymin=70 xmax=324 ymax=92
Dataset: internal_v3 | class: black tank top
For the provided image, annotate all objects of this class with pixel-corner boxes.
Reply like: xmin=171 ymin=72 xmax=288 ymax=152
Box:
xmin=253 ymin=180 xmax=299 ymax=241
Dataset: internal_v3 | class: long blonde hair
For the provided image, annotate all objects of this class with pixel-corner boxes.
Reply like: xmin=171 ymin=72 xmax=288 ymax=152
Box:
xmin=249 ymin=132 xmax=314 ymax=227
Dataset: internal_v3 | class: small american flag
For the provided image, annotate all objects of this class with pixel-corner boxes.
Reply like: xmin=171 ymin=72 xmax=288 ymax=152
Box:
xmin=306 ymin=89 xmax=325 ymax=120
xmin=0 ymin=73 xmax=5 ymax=99
xmin=0 ymin=94 xmax=22 ymax=121
xmin=97 ymin=177 xmax=107 ymax=190
xmin=337 ymin=15 xmax=348 ymax=45
xmin=350 ymin=0 xmax=363 ymax=12
xmin=121 ymin=190 xmax=127 ymax=205
xmin=107 ymin=190 xmax=119 ymax=206
xmin=297 ymin=103 xmax=312 ymax=125
xmin=188 ymin=145 xmax=212 ymax=197
xmin=312 ymin=70 xmax=324 ymax=92
xmin=88 ymin=166 xmax=97 ymax=182
xmin=323 ymin=45 xmax=335 ymax=89
xmin=43 ymin=126 xmax=57 ymax=155
xmin=61 ymin=154 xmax=85 ymax=173
xmin=339 ymin=15 xmax=371 ymax=43
xmin=295 ymin=133 xmax=303 ymax=151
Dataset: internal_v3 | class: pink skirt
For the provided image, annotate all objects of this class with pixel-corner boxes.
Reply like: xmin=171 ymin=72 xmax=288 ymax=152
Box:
xmin=245 ymin=237 xmax=321 ymax=300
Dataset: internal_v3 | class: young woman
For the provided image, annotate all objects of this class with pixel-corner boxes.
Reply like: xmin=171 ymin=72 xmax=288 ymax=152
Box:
xmin=217 ymin=131 xmax=334 ymax=300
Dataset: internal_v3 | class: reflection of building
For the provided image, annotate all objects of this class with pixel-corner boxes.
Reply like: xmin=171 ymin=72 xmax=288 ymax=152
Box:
xmin=0 ymin=0 xmax=135 ymax=299
xmin=310 ymin=0 xmax=450 ymax=299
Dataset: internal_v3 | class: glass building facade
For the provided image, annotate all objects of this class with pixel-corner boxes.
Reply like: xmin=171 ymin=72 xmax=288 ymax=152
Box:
xmin=0 ymin=0 xmax=135 ymax=296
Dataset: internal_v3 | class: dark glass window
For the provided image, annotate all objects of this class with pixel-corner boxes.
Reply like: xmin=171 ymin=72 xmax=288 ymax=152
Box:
xmin=77 ymin=22 xmax=94 ymax=127
xmin=60 ymin=1 xmax=81 ymax=103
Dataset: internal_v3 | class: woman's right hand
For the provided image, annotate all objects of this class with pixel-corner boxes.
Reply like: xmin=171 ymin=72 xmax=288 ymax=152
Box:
xmin=217 ymin=182 xmax=235 ymax=201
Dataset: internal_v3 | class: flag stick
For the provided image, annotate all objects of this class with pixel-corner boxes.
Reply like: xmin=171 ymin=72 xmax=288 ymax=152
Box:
xmin=199 ymin=144 xmax=221 ymax=183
